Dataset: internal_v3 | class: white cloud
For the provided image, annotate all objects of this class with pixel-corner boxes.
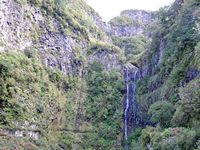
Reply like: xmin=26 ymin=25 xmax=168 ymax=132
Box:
xmin=84 ymin=0 xmax=175 ymax=22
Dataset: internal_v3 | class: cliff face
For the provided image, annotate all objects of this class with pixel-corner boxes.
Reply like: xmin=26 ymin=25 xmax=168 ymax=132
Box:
xmin=127 ymin=0 xmax=200 ymax=149
xmin=0 ymin=0 xmax=122 ymax=75
xmin=0 ymin=0 xmax=33 ymax=51
xmin=108 ymin=10 xmax=156 ymax=37
xmin=0 ymin=0 xmax=124 ymax=149
xmin=0 ymin=0 xmax=82 ymax=76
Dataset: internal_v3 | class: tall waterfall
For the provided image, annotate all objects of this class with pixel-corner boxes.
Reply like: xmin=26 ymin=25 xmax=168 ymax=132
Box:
xmin=124 ymin=66 xmax=139 ymax=141
xmin=124 ymin=67 xmax=129 ymax=140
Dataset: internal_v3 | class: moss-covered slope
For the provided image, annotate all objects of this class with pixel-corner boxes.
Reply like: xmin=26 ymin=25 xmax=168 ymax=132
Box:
xmin=0 ymin=0 xmax=125 ymax=149
xmin=129 ymin=0 xmax=200 ymax=149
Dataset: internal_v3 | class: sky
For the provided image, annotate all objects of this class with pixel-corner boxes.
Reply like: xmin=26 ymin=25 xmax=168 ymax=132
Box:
xmin=84 ymin=0 xmax=175 ymax=22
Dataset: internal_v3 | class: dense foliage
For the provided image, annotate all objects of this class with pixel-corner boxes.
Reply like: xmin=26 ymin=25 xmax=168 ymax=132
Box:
xmin=109 ymin=16 xmax=141 ymax=27
xmin=148 ymin=101 xmax=175 ymax=128
xmin=0 ymin=51 xmax=79 ymax=149
xmin=0 ymin=0 xmax=125 ymax=149
xmin=112 ymin=35 xmax=150 ymax=66
xmin=139 ymin=127 xmax=199 ymax=150
xmin=129 ymin=0 xmax=200 ymax=149
xmin=81 ymin=61 xmax=123 ymax=149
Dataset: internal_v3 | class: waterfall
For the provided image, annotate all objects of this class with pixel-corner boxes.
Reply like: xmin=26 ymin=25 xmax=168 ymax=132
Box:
xmin=124 ymin=66 xmax=138 ymax=141
xmin=124 ymin=67 xmax=129 ymax=140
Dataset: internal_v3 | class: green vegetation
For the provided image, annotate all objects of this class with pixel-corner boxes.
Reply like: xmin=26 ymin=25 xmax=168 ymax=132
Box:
xmin=135 ymin=0 xmax=200 ymax=112
xmin=87 ymin=39 xmax=126 ymax=63
xmin=1 ymin=0 xmax=125 ymax=149
xmin=129 ymin=0 xmax=200 ymax=149
xmin=88 ymin=40 xmax=122 ymax=54
xmin=81 ymin=61 xmax=123 ymax=149
xmin=112 ymin=35 xmax=150 ymax=65
xmin=109 ymin=16 xmax=141 ymax=27
xmin=0 ymin=51 xmax=80 ymax=149
xmin=140 ymin=127 xmax=199 ymax=150
xmin=1 ymin=0 xmax=200 ymax=149
xmin=172 ymin=77 xmax=200 ymax=127
xmin=148 ymin=101 xmax=175 ymax=128
xmin=125 ymin=128 xmax=142 ymax=146
xmin=41 ymin=0 xmax=105 ymax=40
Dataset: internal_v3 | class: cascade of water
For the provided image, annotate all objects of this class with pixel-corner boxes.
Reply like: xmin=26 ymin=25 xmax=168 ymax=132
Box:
xmin=124 ymin=67 xmax=138 ymax=141
xmin=124 ymin=67 xmax=129 ymax=140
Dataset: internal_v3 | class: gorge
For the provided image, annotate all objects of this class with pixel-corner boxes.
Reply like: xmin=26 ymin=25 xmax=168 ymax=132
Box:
xmin=0 ymin=0 xmax=200 ymax=149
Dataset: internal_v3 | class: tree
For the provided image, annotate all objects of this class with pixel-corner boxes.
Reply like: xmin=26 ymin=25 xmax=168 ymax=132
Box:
xmin=148 ymin=101 xmax=175 ymax=128
xmin=172 ymin=78 xmax=200 ymax=126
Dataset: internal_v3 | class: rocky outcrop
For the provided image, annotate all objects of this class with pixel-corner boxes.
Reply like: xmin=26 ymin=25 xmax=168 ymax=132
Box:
xmin=121 ymin=10 xmax=155 ymax=25
xmin=0 ymin=0 xmax=33 ymax=51
xmin=108 ymin=10 xmax=156 ymax=37
xmin=0 ymin=0 xmax=124 ymax=77
xmin=2 ymin=129 xmax=39 ymax=140
xmin=90 ymin=9 xmax=156 ymax=38
xmin=0 ymin=0 xmax=84 ymax=76
xmin=88 ymin=51 xmax=122 ymax=72
xmin=0 ymin=1 xmax=125 ymax=147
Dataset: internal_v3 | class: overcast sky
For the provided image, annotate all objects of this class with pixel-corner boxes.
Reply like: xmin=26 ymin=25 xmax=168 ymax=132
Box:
xmin=84 ymin=0 xmax=175 ymax=22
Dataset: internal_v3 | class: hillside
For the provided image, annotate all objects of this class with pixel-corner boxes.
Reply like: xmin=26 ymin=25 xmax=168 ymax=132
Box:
xmin=0 ymin=0 xmax=199 ymax=149
xmin=0 ymin=0 xmax=124 ymax=149
xmin=123 ymin=0 xmax=200 ymax=149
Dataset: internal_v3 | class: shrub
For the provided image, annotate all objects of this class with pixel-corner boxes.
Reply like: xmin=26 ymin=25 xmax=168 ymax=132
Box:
xmin=83 ymin=61 xmax=123 ymax=149
xmin=24 ymin=48 xmax=38 ymax=58
xmin=172 ymin=77 xmax=200 ymax=126
xmin=148 ymin=101 xmax=175 ymax=128
xmin=140 ymin=127 xmax=198 ymax=150
xmin=109 ymin=16 xmax=141 ymax=27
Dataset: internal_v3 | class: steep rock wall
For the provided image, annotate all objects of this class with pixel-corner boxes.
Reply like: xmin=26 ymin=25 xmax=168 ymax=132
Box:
xmin=128 ymin=0 xmax=200 ymax=149
xmin=0 ymin=0 xmax=124 ymax=149
xmin=109 ymin=10 xmax=156 ymax=37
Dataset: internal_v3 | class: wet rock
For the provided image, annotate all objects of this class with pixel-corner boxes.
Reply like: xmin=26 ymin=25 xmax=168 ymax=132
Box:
xmin=88 ymin=51 xmax=122 ymax=72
